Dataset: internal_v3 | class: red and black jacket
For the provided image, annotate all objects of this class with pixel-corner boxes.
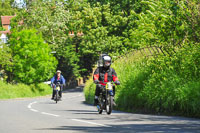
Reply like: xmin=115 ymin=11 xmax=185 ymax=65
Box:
xmin=93 ymin=67 xmax=119 ymax=86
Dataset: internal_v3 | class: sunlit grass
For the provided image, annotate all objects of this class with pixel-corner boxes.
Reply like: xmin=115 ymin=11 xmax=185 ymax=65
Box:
xmin=0 ymin=81 xmax=52 ymax=99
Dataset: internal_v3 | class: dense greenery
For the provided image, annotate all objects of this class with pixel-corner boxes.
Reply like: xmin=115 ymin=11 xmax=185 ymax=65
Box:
xmin=137 ymin=43 xmax=200 ymax=117
xmin=0 ymin=43 xmax=12 ymax=70
xmin=0 ymin=0 xmax=198 ymax=82
xmin=0 ymin=0 xmax=199 ymax=118
xmin=83 ymin=0 xmax=199 ymax=117
xmin=9 ymin=0 xmax=199 ymax=82
xmin=0 ymin=80 xmax=52 ymax=99
xmin=84 ymin=43 xmax=200 ymax=117
xmin=9 ymin=29 xmax=57 ymax=84
xmin=0 ymin=0 xmax=18 ymax=16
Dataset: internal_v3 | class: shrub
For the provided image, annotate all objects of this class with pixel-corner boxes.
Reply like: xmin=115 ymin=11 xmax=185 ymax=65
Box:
xmin=9 ymin=29 xmax=57 ymax=84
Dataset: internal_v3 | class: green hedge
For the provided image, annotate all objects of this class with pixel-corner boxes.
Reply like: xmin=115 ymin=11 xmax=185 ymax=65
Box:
xmin=0 ymin=81 xmax=52 ymax=99
xmin=84 ymin=43 xmax=200 ymax=118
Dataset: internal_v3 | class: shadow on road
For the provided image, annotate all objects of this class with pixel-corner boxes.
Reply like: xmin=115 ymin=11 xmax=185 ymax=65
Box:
xmin=66 ymin=109 xmax=97 ymax=115
xmin=36 ymin=122 xmax=200 ymax=132
xmin=62 ymin=86 xmax=83 ymax=93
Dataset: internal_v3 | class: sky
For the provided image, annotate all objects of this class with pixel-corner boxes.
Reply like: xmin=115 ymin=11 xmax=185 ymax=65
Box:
xmin=14 ymin=0 xmax=24 ymax=8
xmin=15 ymin=0 xmax=23 ymax=3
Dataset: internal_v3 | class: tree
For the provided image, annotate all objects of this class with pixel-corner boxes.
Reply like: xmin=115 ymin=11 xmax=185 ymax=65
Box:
xmin=9 ymin=29 xmax=58 ymax=84
xmin=129 ymin=0 xmax=200 ymax=47
xmin=0 ymin=43 xmax=12 ymax=81
xmin=10 ymin=0 xmax=81 ymax=82
xmin=10 ymin=0 xmax=200 ymax=83
xmin=0 ymin=0 xmax=18 ymax=16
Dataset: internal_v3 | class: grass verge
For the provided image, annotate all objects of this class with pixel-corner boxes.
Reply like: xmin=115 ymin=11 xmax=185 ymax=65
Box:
xmin=0 ymin=81 xmax=52 ymax=99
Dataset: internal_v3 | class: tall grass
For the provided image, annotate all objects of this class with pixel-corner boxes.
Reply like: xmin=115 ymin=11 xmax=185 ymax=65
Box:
xmin=84 ymin=43 xmax=200 ymax=118
xmin=0 ymin=81 xmax=52 ymax=99
xmin=84 ymin=78 xmax=96 ymax=104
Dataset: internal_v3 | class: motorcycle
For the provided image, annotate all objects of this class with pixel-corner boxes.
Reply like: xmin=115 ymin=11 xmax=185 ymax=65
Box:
xmin=97 ymin=82 xmax=114 ymax=115
xmin=53 ymin=82 xmax=61 ymax=103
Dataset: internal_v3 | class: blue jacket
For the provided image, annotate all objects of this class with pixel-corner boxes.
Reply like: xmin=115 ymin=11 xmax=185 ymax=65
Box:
xmin=51 ymin=75 xmax=66 ymax=85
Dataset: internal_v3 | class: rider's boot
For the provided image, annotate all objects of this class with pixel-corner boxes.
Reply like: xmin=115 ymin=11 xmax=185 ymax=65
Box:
xmin=94 ymin=95 xmax=99 ymax=106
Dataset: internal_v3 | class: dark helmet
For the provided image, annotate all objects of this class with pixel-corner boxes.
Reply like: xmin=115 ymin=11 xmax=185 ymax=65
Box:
xmin=103 ymin=55 xmax=111 ymax=68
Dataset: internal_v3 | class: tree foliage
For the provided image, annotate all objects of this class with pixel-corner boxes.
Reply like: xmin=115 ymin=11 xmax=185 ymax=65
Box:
xmin=129 ymin=0 xmax=200 ymax=47
xmin=9 ymin=29 xmax=57 ymax=84
xmin=0 ymin=43 xmax=12 ymax=81
xmin=0 ymin=43 xmax=12 ymax=69
xmin=83 ymin=0 xmax=200 ymax=117
xmin=0 ymin=0 xmax=19 ymax=16
xmin=11 ymin=0 xmax=81 ymax=81
xmin=9 ymin=0 xmax=200 ymax=83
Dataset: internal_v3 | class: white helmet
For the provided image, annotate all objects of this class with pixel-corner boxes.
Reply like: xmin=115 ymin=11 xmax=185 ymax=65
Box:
xmin=56 ymin=70 xmax=61 ymax=73
xmin=103 ymin=55 xmax=111 ymax=68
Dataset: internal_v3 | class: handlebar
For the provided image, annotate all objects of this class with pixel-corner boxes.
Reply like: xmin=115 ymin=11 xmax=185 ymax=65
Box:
xmin=96 ymin=82 xmax=114 ymax=88
xmin=51 ymin=83 xmax=64 ymax=87
xmin=56 ymin=82 xmax=61 ymax=85
xmin=94 ymin=80 xmax=120 ymax=86
xmin=94 ymin=80 xmax=113 ymax=85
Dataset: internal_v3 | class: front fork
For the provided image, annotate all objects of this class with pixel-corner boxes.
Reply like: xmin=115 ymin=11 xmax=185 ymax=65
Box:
xmin=105 ymin=90 xmax=113 ymax=106
xmin=98 ymin=87 xmax=114 ymax=109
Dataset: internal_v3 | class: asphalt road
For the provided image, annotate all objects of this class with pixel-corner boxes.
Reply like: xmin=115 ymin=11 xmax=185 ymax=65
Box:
xmin=0 ymin=87 xmax=200 ymax=133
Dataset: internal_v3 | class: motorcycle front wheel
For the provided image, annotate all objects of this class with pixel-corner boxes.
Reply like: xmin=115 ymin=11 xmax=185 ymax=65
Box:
xmin=55 ymin=91 xmax=59 ymax=104
xmin=97 ymin=97 xmax=103 ymax=114
xmin=106 ymin=95 xmax=113 ymax=115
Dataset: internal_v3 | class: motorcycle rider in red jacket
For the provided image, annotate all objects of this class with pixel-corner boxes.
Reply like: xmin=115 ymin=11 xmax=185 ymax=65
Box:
xmin=93 ymin=55 xmax=120 ymax=106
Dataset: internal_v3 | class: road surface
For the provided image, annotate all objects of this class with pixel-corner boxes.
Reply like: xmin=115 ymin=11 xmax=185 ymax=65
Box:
xmin=0 ymin=87 xmax=200 ymax=133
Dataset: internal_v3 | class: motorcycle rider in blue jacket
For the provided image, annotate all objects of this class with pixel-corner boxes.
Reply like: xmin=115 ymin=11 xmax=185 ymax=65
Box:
xmin=51 ymin=70 xmax=66 ymax=100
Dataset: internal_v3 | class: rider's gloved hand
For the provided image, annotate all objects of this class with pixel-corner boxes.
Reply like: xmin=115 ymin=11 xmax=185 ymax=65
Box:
xmin=94 ymin=80 xmax=99 ymax=84
xmin=97 ymin=84 xmax=102 ymax=88
xmin=114 ymin=80 xmax=120 ymax=85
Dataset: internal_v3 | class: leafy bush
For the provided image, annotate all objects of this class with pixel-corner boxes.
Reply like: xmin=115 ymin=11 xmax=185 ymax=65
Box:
xmin=140 ymin=43 xmax=200 ymax=117
xmin=9 ymin=29 xmax=58 ymax=84
xmin=0 ymin=43 xmax=12 ymax=81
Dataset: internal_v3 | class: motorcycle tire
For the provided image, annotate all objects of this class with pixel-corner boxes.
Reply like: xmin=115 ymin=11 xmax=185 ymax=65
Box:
xmin=55 ymin=91 xmax=58 ymax=104
xmin=106 ymin=95 xmax=113 ymax=115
